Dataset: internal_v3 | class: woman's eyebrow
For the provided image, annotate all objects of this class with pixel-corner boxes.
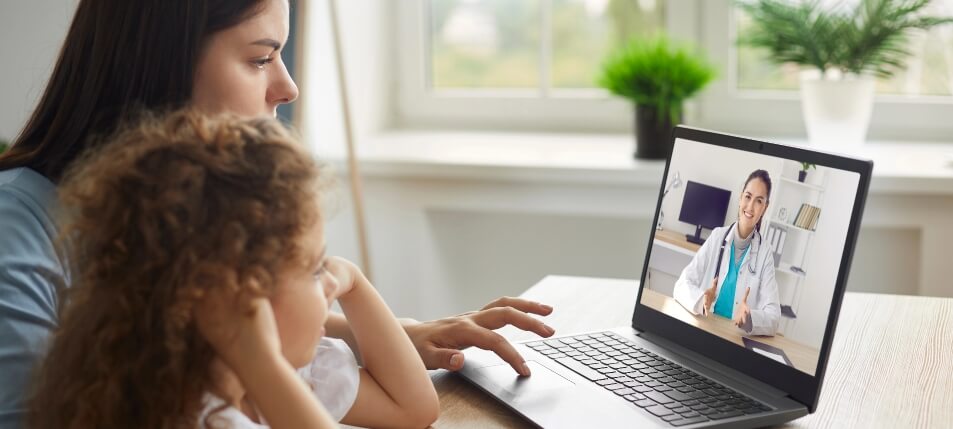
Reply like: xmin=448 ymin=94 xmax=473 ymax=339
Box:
xmin=251 ymin=38 xmax=281 ymax=52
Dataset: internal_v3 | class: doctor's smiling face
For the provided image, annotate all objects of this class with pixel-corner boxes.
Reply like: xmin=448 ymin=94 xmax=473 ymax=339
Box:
xmin=738 ymin=170 xmax=772 ymax=237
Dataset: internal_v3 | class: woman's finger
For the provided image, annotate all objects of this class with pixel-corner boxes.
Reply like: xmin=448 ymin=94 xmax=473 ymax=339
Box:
xmin=480 ymin=296 xmax=553 ymax=316
xmin=467 ymin=306 xmax=555 ymax=338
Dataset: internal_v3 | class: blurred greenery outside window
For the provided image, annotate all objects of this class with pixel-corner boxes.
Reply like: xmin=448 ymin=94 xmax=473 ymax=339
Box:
xmin=429 ymin=0 xmax=953 ymax=98
xmin=736 ymin=0 xmax=953 ymax=97
xmin=428 ymin=0 xmax=666 ymax=91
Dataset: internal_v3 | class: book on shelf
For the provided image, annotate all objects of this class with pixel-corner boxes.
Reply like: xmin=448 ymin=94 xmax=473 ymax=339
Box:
xmin=793 ymin=203 xmax=821 ymax=231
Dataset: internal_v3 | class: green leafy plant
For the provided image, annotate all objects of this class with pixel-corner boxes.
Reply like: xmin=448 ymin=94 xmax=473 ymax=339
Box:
xmin=597 ymin=35 xmax=716 ymax=124
xmin=737 ymin=0 xmax=953 ymax=78
xmin=800 ymin=162 xmax=816 ymax=171
xmin=0 ymin=139 xmax=9 ymax=155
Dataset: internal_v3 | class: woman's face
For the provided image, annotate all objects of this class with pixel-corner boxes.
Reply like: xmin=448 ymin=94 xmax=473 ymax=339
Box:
xmin=192 ymin=0 xmax=299 ymax=118
xmin=739 ymin=178 xmax=769 ymax=234
xmin=271 ymin=219 xmax=338 ymax=368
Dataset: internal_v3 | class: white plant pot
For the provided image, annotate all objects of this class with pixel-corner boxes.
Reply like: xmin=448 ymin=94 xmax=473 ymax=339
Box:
xmin=799 ymin=71 xmax=875 ymax=147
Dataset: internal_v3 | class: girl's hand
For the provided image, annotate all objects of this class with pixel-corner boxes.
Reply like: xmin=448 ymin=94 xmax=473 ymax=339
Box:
xmin=324 ymin=256 xmax=362 ymax=300
xmin=194 ymin=286 xmax=283 ymax=373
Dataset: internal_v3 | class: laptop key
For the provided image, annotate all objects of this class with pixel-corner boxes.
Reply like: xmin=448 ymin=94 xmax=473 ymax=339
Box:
xmin=662 ymin=414 xmax=683 ymax=422
xmin=707 ymin=410 xmax=744 ymax=420
xmin=663 ymin=390 xmax=692 ymax=402
xmin=644 ymin=391 xmax=673 ymax=404
xmin=670 ymin=416 xmax=709 ymax=427
xmin=613 ymin=388 xmax=635 ymax=396
xmin=553 ymin=358 xmax=606 ymax=381
xmin=645 ymin=405 xmax=673 ymax=417
xmin=633 ymin=399 xmax=657 ymax=408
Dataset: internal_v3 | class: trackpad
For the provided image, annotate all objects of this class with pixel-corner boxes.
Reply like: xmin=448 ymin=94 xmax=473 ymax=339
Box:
xmin=477 ymin=361 xmax=574 ymax=395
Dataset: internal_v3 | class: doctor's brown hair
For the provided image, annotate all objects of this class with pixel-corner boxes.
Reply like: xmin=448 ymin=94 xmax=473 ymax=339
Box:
xmin=743 ymin=169 xmax=772 ymax=233
xmin=27 ymin=110 xmax=326 ymax=429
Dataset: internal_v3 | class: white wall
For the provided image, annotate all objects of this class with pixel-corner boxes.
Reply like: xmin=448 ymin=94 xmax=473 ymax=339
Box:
xmin=0 ymin=1 xmax=75 ymax=141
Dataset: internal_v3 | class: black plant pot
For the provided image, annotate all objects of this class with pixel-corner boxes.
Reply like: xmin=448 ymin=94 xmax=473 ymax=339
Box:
xmin=634 ymin=104 xmax=681 ymax=160
xmin=798 ymin=170 xmax=807 ymax=182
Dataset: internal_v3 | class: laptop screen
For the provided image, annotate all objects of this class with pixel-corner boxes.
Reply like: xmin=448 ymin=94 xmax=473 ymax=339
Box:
xmin=641 ymin=136 xmax=861 ymax=377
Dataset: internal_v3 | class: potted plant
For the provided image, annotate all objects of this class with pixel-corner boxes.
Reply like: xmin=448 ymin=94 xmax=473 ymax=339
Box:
xmin=598 ymin=36 xmax=716 ymax=159
xmin=798 ymin=162 xmax=815 ymax=183
xmin=737 ymin=0 xmax=953 ymax=147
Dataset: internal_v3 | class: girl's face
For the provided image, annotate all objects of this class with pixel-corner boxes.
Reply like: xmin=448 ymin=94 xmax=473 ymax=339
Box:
xmin=271 ymin=220 xmax=338 ymax=368
xmin=192 ymin=0 xmax=299 ymax=118
xmin=739 ymin=178 xmax=769 ymax=234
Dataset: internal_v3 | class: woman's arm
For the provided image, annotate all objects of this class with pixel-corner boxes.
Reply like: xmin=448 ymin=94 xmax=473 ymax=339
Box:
xmin=673 ymin=229 xmax=721 ymax=314
xmin=748 ymin=259 xmax=781 ymax=336
xmin=330 ymin=258 xmax=439 ymax=429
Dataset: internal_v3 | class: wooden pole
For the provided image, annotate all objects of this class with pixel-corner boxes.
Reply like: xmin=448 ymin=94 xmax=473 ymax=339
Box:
xmin=328 ymin=0 xmax=372 ymax=281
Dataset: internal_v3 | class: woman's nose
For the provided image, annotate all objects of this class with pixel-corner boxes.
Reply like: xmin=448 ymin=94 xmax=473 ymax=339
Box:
xmin=269 ymin=61 xmax=299 ymax=106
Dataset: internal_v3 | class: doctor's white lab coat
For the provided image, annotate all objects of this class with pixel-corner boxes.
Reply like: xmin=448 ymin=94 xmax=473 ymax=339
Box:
xmin=672 ymin=224 xmax=781 ymax=336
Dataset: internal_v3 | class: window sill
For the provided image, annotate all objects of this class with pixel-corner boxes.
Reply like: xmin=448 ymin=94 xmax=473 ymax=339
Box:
xmin=324 ymin=130 xmax=953 ymax=195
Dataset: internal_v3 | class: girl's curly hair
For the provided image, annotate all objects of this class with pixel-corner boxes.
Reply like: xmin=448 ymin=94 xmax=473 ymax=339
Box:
xmin=28 ymin=110 xmax=327 ymax=429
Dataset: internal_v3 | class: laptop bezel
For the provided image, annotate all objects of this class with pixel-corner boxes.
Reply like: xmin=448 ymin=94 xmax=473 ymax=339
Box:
xmin=632 ymin=126 xmax=872 ymax=412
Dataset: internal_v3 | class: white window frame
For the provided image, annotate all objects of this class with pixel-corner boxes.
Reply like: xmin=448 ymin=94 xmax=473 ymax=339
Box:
xmin=395 ymin=0 xmax=701 ymax=133
xmin=695 ymin=0 xmax=953 ymax=141
xmin=396 ymin=0 xmax=953 ymax=141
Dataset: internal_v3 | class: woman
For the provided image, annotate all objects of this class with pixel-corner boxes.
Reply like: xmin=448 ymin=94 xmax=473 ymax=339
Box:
xmin=672 ymin=170 xmax=781 ymax=336
xmin=0 ymin=0 xmax=553 ymax=425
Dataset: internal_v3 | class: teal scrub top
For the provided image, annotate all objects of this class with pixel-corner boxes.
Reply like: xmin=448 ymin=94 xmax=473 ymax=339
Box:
xmin=713 ymin=244 xmax=748 ymax=319
xmin=0 ymin=167 xmax=67 ymax=428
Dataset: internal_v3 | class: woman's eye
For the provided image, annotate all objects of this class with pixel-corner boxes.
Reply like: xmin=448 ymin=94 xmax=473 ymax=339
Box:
xmin=252 ymin=57 xmax=275 ymax=70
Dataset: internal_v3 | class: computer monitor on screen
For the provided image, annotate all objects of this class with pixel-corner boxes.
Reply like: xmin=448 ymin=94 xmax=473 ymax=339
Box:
xmin=679 ymin=180 xmax=731 ymax=245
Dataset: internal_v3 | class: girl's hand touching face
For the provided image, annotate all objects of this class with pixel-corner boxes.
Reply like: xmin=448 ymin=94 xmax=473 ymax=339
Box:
xmin=322 ymin=257 xmax=364 ymax=301
xmin=195 ymin=286 xmax=284 ymax=374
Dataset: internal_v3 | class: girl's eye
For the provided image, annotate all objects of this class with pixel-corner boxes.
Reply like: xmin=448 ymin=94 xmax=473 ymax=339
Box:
xmin=313 ymin=265 xmax=327 ymax=281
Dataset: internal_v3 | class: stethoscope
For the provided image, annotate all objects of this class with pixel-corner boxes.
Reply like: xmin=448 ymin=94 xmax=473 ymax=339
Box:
xmin=713 ymin=222 xmax=761 ymax=282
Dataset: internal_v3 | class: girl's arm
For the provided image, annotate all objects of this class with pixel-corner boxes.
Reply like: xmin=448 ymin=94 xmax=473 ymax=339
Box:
xmin=237 ymin=349 xmax=338 ymax=429
xmin=329 ymin=258 xmax=440 ymax=429
xmin=196 ymin=292 xmax=337 ymax=429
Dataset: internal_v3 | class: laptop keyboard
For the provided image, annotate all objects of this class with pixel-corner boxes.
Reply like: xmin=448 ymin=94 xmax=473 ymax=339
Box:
xmin=523 ymin=331 xmax=773 ymax=427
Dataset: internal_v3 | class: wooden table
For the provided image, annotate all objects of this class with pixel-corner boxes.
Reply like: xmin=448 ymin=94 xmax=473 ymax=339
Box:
xmin=430 ymin=276 xmax=953 ymax=428
xmin=640 ymin=288 xmax=819 ymax=375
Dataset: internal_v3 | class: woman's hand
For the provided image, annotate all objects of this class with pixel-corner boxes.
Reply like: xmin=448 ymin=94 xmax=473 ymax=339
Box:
xmin=733 ymin=287 xmax=752 ymax=329
xmin=702 ymin=279 xmax=718 ymax=316
xmin=403 ymin=297 xmax=555 ymax=376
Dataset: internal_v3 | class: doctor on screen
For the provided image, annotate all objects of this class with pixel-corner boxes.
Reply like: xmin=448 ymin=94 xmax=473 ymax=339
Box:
xmin=673 ymin=169 xmax=781 ymax=336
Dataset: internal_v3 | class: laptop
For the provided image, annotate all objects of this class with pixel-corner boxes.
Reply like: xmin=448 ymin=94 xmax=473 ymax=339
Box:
xmin=458 ymin=126 xmax=873 ymax=428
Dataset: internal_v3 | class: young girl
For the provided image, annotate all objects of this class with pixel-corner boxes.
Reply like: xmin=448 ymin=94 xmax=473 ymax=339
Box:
xmin=27 ymin=110 xmax=439 ymax=429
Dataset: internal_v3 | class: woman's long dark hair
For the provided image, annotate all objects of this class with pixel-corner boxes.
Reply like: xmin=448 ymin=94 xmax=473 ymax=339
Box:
xmin=742 ymin=169 xmax=772 ymax=233
xmin=0 ymin=0 xmax=267 ymax=182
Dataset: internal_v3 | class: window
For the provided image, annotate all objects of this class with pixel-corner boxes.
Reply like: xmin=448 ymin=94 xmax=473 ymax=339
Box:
xmin=735 ymin=1 xmax=953 ymax=97
xmin=396 ymin=0 xmax=694 ymax=131
xmin=428 ymin=0 xmax=664 ymax=91
xmin=698 ymin=0 xmax=953 ymax=141
xmin=396 ymin=0 xmax=953 ymax=140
